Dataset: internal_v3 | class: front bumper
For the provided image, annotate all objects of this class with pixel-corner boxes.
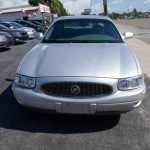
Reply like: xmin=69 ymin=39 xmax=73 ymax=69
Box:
xmin=0 ymin=40 xmax=9 ymax=48
xmin=27 ymin=31 xmax=36 ymax=38
xmin=14 ymin=35 xmax=29 ymax=43
xmin=37 ymin=29 xmax=46 ymax=34
xmin=7 ymin=39 xmax=14 ymax=47
xmin=12 ymin=77 xmax=146 ymax=114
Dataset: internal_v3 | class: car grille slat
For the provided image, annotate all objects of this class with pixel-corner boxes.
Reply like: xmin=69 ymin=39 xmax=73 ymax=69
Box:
xmin=41 ymin=82 xmax=113 ymax=98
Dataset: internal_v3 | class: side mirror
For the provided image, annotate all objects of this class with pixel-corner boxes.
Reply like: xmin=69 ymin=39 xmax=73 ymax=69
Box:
xmin=34 ymin=32 xmax=44 ymax=40
xmin=122 ymin=32 xmax=134 ymax=40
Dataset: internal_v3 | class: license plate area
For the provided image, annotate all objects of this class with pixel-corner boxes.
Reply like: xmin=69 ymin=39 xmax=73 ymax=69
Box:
xmin=62 ymin=103 xmax=89 ymax=114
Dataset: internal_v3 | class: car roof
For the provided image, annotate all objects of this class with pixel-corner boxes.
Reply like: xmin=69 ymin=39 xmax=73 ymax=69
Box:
xmin=0 ymin=24 xmax=7 ymax=27
xmin=54 ymin=15 xmax=112 ymax=22
xmin=0 ymin=31 xmax=9 ymax=34
xmin=3 ymin=22 xmax=19 ymax=24
xmin=0 ymin=22 xmax=11 ymax=24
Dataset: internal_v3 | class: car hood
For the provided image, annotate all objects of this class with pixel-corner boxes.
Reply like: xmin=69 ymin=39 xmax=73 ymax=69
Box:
xmin=17 ymin=43 xmax=138 ymax=78
xmin=1 ymin=29 xmax=25 ymax=33
xmin=0 ymin=31 xmax=11 ymax=36
xmin=20 ymin=27 xmax=35 ymax=31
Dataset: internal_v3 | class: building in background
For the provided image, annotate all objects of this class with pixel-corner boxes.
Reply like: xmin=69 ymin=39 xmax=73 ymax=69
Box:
xmin=0 ymin=4 xmax=52 ymax=22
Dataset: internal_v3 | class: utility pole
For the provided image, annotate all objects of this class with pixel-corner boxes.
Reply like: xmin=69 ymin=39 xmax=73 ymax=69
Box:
xmin=90 ymin=0 xmax=108 ymax=16
xmin=90 ymin=0 xmax=92 ymax=15
xmin=103 ymin=0 xmax=108 ymax=16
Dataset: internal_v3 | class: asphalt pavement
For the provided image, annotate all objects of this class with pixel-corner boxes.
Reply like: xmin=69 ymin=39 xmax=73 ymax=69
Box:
xmin=116 ymin=22 xmax=150 ymax=44
xmin=0 ymin=37 xmax=150 ymax=150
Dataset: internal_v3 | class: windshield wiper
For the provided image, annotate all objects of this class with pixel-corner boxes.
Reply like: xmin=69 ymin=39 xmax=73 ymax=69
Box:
xmin=43 ymin=39 xmax=92 ymax=43
xmin=71 ymin=40 xmax=90 ymax=43
xmin=43 ymin=39 xmax=74 ymax=43
xmin=42 ymin=39 xmax=121 ymax=43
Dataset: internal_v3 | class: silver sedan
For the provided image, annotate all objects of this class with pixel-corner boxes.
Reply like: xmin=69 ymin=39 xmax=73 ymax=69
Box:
xmin=0 ymin=35 xmax=8 ymax=48
xmin=12 ymin=16 xmax=146 ymax=114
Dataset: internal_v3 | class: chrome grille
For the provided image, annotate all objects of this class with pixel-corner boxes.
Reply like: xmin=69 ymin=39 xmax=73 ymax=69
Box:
xmin=41 ymin=82 xmax=113 ymax=98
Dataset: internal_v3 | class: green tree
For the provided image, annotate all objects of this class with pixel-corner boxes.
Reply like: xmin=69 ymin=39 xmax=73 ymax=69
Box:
xmin=28 ymin=0 xmax=68 ymax=16
xmin=133 ymin=8 xmax=138 ymax=17
xmin=81 ymin=12 xmax=90 ymax=15
xmin=108 ymin=12 xmax=120 ymax=20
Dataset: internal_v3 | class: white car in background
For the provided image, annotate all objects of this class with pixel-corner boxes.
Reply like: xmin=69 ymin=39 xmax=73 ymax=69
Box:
xmin=0 ymin=22 xmax=36 ymax=39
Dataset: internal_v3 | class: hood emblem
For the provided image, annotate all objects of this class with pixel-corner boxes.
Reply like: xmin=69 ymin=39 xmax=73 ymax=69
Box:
xmin=71 ymin=85 xmax=80 ymax=95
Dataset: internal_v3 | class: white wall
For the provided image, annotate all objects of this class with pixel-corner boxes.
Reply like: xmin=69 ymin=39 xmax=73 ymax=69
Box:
xmin=0 ymin=12 xmax=51 ymax=22
xmin=0 ymin=13 xmax=27 ymax=21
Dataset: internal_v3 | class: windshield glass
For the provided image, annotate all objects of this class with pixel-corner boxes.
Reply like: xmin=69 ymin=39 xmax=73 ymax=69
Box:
xmin=0 ymin=25 xmax=9 ymax=30
xmin=25 ymin=21 xmax=38 ymax=26
xmin=43 ymin=19 xmax=123 ymax=43
xmin=10 ymin=22 xmax=23 ymax=28
xmin=31 ymin=21 xmax=43 ymax=26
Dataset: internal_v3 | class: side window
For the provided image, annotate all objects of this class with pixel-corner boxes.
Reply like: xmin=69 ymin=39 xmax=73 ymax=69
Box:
xmin=45 ymin=25 xmax=54 ymax=40
xmin=6 ymin=24 xmax=15 ymax=29
xmin=24 ymin=23 xmax=27 ymax=26
xmin=7 ymin=24 xmax=11 ymax=28
xmin=22 ymin=22 xmax=27 ymax=26
xmin=2 ymin=23 xmax=10 ymax=28
xmin=19 ymin=21 xmax=23 ymax=24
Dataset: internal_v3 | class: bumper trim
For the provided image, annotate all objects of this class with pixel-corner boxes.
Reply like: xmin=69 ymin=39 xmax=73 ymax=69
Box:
xmin=12 ymin=80 xmax=146 ymax=114
xmin=90 ymin=104 xmax=97 ymax=114
xmin=55 ymin=103 xmax=62 ymax=113
xmin=15 ymin=98 xmax=143 ymax=114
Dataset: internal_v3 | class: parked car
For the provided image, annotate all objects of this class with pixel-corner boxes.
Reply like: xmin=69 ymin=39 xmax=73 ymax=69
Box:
xmin=14 ymin=20 xmax=46 ymax=34
xmin=28 ymin=20 xmax=49 ymax=29
xmin=0 ymin=35 xmax=9 ymax=49
xmin=29 ymin=19 xmax=51 ymax=27
xmin=0 ymin=22 xmax=36 ymax=39
xmin=0 ymin=24 xmax=29 ymax=43
xmin=12 ymin=16 xmax=146 ymax=115
xmin=0 ymin=31 xmax=14 ymax=47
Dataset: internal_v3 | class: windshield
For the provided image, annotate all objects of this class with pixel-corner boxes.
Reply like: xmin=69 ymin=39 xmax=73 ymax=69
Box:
xmin=31 ymin=21 xmax=43 ymax=26
xmin=0 ymin=25 xmax=9 ymax=30
xmin=25 ymin=21 xmax=38 ymax=26
xmin=43 ymin=19 xmax=123 ymax=43
xmin=10 ymin=22 xmax=23 ymax=28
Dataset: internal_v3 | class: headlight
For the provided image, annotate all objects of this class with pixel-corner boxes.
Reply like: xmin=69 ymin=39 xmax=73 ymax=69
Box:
xmin=15 ymin=75 xmax=36 ymax=89
xmin=118 ymin=75 xmax=143 ymax=91
xmin=24 ymin=29 xmax=28 ymax=32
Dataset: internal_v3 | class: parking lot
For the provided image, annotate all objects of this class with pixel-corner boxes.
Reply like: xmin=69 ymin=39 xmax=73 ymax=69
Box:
xmin=0 ymin=25 xmax=150 ymax=150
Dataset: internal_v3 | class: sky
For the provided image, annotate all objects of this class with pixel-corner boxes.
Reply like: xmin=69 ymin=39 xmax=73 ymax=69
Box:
xmin=0 ymin=0 xmax=150 ymax=15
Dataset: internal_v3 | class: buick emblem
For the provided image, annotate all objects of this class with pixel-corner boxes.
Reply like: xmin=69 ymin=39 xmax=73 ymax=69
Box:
xmin=71 ymin=85 xmax=80 ymax=95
